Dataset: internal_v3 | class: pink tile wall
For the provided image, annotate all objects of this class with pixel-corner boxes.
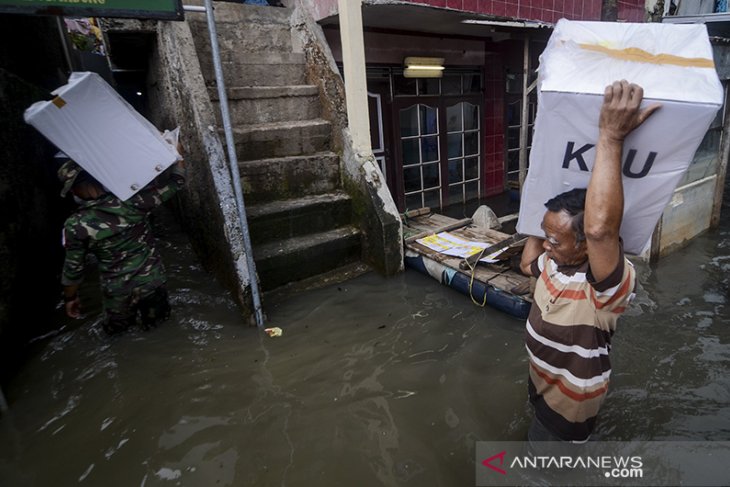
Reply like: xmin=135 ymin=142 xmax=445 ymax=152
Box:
xmin=402 ymin=0 xmax=645 ymax=22
xmin=483 ymin=51 xmax=505 ymax=197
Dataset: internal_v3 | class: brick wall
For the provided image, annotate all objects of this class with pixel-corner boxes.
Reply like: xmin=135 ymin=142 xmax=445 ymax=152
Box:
xmin=404 ymin=0 xmax=647 ymax=22
xmin=484 ymin=50 xmax=505 ymax=197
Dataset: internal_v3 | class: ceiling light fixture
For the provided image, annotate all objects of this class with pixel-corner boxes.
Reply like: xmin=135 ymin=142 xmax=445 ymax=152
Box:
xmin=403 ymin=57 xmax=445 ymax=78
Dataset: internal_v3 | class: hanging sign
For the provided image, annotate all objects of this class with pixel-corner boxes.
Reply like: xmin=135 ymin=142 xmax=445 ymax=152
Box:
xmin=0 ymin=0 xmax=184 ymax=20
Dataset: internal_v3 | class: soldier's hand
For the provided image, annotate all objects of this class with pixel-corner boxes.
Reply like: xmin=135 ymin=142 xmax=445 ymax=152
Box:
xmin=65 ymin=296 xmax=81 ymax=319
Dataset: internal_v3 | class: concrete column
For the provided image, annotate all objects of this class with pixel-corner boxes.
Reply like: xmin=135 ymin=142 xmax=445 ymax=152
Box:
xmin=337 ymin=0 xmax=372 ymax=154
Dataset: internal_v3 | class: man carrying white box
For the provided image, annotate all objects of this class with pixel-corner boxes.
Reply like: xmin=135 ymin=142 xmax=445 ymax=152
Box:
xmin=520 ymin=81 xmax=660 ymax=443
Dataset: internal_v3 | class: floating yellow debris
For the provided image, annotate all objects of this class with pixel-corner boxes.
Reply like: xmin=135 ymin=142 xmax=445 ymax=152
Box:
xmin=264 ymin=327 xmax=283 ymax=338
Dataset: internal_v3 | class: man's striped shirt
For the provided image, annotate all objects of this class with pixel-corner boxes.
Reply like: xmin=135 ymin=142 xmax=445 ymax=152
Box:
xmin=526 ymin=250 xmax=636 ymax=441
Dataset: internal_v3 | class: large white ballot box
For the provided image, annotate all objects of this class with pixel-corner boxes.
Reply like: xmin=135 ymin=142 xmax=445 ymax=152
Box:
xmin=24 ymin=72 xmax=180 ymax=201
xmin=516 ymin=20 xmax=724 ymax=255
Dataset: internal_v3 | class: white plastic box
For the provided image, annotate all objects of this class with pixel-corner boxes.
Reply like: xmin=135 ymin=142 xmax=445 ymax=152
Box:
xmin=516 ymin=20 xmax=724 ymax=255
xmin=24 ymin=72 xmax=180 ymax=201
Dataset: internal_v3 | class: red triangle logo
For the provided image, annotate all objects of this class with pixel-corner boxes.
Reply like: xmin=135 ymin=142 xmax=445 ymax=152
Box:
xmin=482 ymin=450 xmax=507 ymax=475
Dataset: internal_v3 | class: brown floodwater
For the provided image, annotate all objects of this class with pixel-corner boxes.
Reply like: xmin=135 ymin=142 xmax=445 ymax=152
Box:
xmin=1 ymin=205 xmax=729 ymax=486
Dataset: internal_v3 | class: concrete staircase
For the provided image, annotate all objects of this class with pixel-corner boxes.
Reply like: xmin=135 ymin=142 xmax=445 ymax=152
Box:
xmin=187 ymin=2 xmax=362 ymax=291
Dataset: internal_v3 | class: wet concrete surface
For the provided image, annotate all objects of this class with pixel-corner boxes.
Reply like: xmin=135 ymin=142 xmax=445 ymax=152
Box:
xmin=0 ymin=208 xmax=729 ymax=486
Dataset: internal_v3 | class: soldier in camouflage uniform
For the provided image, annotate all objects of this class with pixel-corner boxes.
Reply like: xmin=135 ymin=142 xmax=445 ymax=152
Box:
xmin=59 ymin=159 xmax=186 ymax=334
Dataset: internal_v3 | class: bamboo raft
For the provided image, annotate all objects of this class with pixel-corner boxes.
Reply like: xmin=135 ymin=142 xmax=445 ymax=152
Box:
xmin=402 ymin=210 xmax=533 ymax=318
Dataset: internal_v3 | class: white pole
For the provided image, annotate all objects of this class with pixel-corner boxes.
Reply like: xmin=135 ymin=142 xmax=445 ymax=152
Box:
xmin=337 ymin=0 xmax=372 ymax=154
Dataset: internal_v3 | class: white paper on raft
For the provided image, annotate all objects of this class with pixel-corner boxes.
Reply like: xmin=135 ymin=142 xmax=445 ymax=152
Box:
xmin=516 ymin=20 xmax=723 ymax=255
xmin=24 ymin=72 xmax=181 ymax=201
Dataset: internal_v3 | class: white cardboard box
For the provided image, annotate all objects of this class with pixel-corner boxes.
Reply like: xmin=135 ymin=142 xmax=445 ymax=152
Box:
xmin=516 ymin=20 xmax=724 ymax=255
xmin=24 ymin=72 xmax=180 ymax=201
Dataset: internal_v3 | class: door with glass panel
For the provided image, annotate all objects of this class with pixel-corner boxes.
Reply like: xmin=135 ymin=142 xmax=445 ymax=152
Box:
xmin=445 ymin=100 xmax=481 ymax=206
xmin=397 ymin=102 xmax=442 ymax=211
xmin=395 ymin=97 xmax=481 ymax=211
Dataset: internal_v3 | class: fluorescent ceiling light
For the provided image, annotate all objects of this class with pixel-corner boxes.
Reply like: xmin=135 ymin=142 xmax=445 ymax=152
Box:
xmin=404 ymin=57 xmax=445 ymax=78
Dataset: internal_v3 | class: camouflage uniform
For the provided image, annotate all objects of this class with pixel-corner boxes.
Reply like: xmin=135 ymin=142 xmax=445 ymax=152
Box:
xmin=61 ymin=164 xmax=185 ymax=333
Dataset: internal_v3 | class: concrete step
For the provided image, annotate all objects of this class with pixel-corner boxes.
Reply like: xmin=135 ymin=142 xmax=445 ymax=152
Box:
xmin=210 ymin=85 xmax=321 ymax=125
xmin=247 ymin=192 xmax=353 ymax=245
xmin=253 ymin=226 xmax=362 ymax=291
xmin=264 ymin=261 xmax=371 ymax=300
xmin=185 ymin=1 xmax=292 ymax=25
xmin=199 ymin=56 xmax=307 ymax=87
xmin=238 ymin=151 xmax=340 ymax=203
xmin=189 ymin=21 xmax=294 ymax=56
xmin=229 ymin=119 xmax=332 ymax=161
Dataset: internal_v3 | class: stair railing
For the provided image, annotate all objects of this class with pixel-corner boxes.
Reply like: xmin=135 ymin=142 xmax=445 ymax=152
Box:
xmin=184 ymin=1 xmax=265 ymax=327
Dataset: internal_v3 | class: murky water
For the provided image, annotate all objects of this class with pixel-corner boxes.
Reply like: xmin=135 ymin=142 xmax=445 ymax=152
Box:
xmin=1 ymin=205 xmax=729 ymax=486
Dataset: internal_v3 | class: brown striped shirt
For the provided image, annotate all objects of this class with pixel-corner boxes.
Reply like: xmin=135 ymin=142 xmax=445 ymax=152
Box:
xmin=526 ymin=250 xmax=636 ymax=441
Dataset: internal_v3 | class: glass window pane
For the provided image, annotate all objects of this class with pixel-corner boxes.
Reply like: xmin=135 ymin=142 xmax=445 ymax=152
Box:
xmin=448 ymin=133 xmax=463 ymax=159
xmin=422 ymin=163 xmax=440 ymax=189
xmin=507 ymin=150 xmax=519 ymax=172
xmin=394 ymin=74 xmax=416 ymax=96
xmin=405 ymin=193 xmax=423 ymax=210
xmin=424 ymin=189 xmax=441 ymax=210
xmin=449 ymin=184 xmax=465 ymax=205
xmin=420 ymin=105 xmax=438 ymax=135
xmin=507 ymin=127 xmax=520 ymax=150
xmin=447 ymin=103 xmax=462 ymax=132
xmin=464 ymin=132 xmax=479 ymax=156
xmin=448 ymin=160 xmax=463 ymax=184
xmin=463 ymin=73 xmax=481 ymax=93
xmin=400 ymin=105 xmax=419 ymax=137
xmin=368 ymin=94 xmax=382 ymax=151
xmin=465 ymin=157 xmax=479 ymax=180
xmin=403 ymin=166 xmax=422 ymax=193
xmin=421 ymin=136 xmax=439 ymax=162
xmin=418 ymin=78 xmax=440 ymax=95
xmin=465 ymin=181 xmax=479 ymax=201
xmin=402 ymin=138 xmax=420 ymax=165
xmin=464 ymin=103 xmax=479 ymax=131
xmin=442 ymin=75 xmax=461 ymax=95
xmin=507 ymin=99 xmax=521 ymax=126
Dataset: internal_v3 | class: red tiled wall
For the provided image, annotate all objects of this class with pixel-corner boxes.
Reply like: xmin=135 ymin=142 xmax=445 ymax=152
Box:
xmin=406 ymin=0 xmax=646 ymax=22
xmin=483 ymin=51 xmax=504 ymax=197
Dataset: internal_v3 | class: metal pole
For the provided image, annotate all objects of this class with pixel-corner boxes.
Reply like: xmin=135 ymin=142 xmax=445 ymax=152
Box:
xmin=0 ymin=386 xmax=8 ymax=413
xmin=56 ymin=17 xmax=74 ymax=76
xmin=518 ymin=36 xmax=530 ymax=190
xmin=202 ymin=0 xmax=265 ymax=327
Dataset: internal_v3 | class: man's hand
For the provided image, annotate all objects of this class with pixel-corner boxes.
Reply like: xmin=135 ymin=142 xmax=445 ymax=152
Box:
xmin=63 ymin=285 xmax=81 ymax=318
xmin=599 ymin=80 xmax=661 ymax=143
xmin=65 ymin=296 xmax=81 ymax=318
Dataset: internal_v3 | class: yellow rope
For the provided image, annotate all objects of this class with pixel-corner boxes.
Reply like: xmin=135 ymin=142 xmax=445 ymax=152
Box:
xmin=465 ymin=248 xmax=488 ymax=307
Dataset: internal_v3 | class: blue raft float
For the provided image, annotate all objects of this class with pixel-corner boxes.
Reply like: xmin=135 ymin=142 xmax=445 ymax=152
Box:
xmin=402 ymin=212 xmax=533 ymax=319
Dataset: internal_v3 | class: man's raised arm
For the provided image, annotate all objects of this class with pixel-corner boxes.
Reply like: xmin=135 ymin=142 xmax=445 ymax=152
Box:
xmin=585 ymin=80 xmax=660 ymax=282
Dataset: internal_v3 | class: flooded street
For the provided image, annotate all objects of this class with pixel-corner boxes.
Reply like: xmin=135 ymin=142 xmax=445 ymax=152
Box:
xmin=1 ymin=207 xmax=729 ymax=486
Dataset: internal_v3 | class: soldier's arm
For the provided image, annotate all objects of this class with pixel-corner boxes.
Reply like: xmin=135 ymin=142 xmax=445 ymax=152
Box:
xmin=61 ymin=225 xmax=87 ymax=318
xmin=585 ymin=81 xmax=660 ymax=282
xmin=128 ymin=161 xmax=186 ymax=211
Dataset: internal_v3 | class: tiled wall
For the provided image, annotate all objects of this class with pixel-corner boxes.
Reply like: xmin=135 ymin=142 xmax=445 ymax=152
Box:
xmin=407 ymin=0 xmax=647 ymax=23
xmin=483 ymin=50 xmax=505 ymax=197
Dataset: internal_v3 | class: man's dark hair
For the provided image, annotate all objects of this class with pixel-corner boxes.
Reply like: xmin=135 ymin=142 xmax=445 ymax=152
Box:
xmin=544 ymin=188 xmax=587 ymax=244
